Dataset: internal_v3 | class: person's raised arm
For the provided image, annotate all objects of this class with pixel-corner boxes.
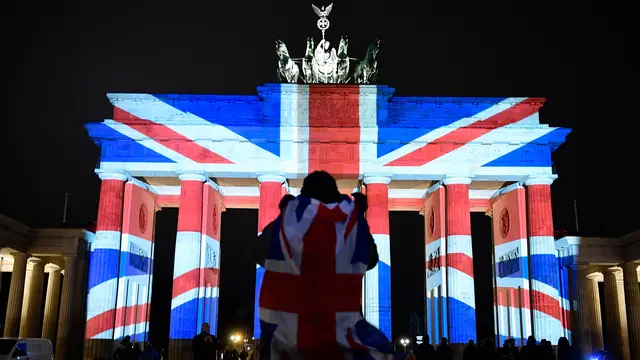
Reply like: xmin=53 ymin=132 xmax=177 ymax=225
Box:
xmin=352 ymin=192 xmax=379 ymax=270
xmin=367 ymin=232 xmax=379 ymax=270
xmin=254 ymin=195 xmax=296 ymax=267
xmin=254 ymin=220 xmax=275 ymax=267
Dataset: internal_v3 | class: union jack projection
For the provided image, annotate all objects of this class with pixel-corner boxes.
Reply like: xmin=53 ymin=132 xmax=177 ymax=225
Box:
xmin=86 ymin=83 xmax=571 ymax=342
xmin=170 ymin=180 xmax=222 ymax=339
xmin=86 ymin=178 xmax=156 ymax=341
xmin=258 ymin=195 xmax=401 ymax=359
xmin=86 ymin=84 xmax=569 ymax=180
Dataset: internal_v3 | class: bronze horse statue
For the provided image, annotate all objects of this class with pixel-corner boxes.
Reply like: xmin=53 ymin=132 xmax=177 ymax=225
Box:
xmin=276 ymin=40 xmax=300 ymax=83
xmin=354 ymin=39 xmax=380 ymax=84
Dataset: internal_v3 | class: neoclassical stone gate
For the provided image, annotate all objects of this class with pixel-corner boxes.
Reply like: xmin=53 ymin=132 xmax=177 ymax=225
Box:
xmin=84 ymin=84 xmax=572 ymax=359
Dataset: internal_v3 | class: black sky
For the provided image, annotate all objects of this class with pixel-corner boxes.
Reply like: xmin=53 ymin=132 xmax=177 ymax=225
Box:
xmin=2 ymin=0 xmax=638 ymax=342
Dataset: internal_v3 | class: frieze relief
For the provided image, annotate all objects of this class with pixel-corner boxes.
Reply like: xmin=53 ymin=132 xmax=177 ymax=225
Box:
xmin=308 ymin=145 xmax=359 ymax=161
xmin=263 ymin=98 xmax=381 ymax=122
xmin=309 ymin=99 xmax=360 ymax=120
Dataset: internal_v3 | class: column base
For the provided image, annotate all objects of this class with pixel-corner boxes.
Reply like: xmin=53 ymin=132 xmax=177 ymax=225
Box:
xmin=83 ymin=339 xmax=119 ymax=360
xmin=169 ymin=339 xmax=194 ymax=360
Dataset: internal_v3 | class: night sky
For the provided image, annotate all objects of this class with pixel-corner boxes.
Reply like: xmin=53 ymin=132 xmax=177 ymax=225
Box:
xmin=2 ymin=0 xmax=637 ymax=345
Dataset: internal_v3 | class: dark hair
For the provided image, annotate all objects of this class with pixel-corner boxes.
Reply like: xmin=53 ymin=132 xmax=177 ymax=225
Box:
xmin=301 ymin=171 xmax=340 ymax=203
xmin=279 ymin=194 xmax=296 ymax=211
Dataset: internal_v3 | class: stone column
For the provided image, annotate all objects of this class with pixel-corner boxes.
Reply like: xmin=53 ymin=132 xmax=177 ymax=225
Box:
xmin=42 ymin=265 xmax=62 ymax=342
xmin=169 ymin=173 xmax=208 ymax=360
xmin=71 ymin=258 xmax=88 ymax=360
xmin=571 ymin=265 xmax=592 ymax=358
xmin=525 ymin=176 xmax=563 ymax=342
xmin=363 ymin=176 xmax=392 ymax=339
xmin=20 ymin=259 xmax=46 ymax=338
xmin=56 ymin=256 xmax=77 ymax=360
xmin=623 ymin=263 xmax=640 ymax=360
xmin=4 ymin=252 xmax=28 ymax=337
xmin=84 ymin=171 xmax=127 ymax=360
xmin=443 ymin=176 xmax=476 ymax=344
xmin=585 ymin=273 xmax=604 ymax=350
xmin=603 ymin=268 xmax=630 ymax=360
xmin=253 ymin=174 xmax=285 ymax=339
xmin=617 ymin=273 xmax=631 ymax=360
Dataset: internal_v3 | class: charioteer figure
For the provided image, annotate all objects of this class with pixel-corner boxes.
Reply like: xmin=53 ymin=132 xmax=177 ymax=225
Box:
xmin=274 ymin=3 xmax=379 ymax=84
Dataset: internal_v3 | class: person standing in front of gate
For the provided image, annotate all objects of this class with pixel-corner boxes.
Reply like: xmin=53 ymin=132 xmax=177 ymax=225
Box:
xmin=257 ymin=170 xmax=400 ymax=359
xmin=253 ymin=191 xmax=379 ymax=271
xmin=191 ymin=323 xmax=219 ymax=360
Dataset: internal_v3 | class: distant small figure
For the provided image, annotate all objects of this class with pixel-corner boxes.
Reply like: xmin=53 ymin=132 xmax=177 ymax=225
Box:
xmin=113 ymin=336 xmax=132 ymax=360
xmin=191 ymin=323 xmax=219 ymax=360
xmin=415 ymin=334 xmax=435 ymax=360
xmin=239 ymin=347 xmax=249 ymax=360
xmin=462 ymin=339 xmax=477 ymax=360
xmin=436 ymin=337 xmax=453 ymax=360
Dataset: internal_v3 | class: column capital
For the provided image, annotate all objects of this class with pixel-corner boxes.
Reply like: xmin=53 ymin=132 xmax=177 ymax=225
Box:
xmin=257 ymin=174 xmax=286 ymax=183
xmin=363 ymin=176 xmax=391 ymax=185
xmin=524 ymin=175 xmax=556 ymax=186
xmin=586 ymin=272 xmax=602 ymax=280
xmin=177 ymin=173 xmax=207 ymax=182
xmin=603 ymin=266 xmax=623 ymax=276
xmin=28 ymin=258 xmax=45 ymax=268
xmin=442 ymin=176 xmax=472 ymax=185
xmin=96 ymin=170 xmax=129 ymax=182
xmin=45 ymin=263 xmax=61 ymax=272
xmin=10 ymin=252 xmax=28 ymax=260
xmin=622 ymin=262 xmax=639 ymax=271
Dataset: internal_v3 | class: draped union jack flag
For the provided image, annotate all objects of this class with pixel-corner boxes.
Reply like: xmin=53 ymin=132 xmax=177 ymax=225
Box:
xmin=259 ymin=195 xmax=401 ymax=360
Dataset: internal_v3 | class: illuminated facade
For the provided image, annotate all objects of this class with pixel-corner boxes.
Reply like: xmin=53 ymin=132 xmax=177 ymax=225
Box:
xmin=84 ymin=83 xmax=621 ymax=359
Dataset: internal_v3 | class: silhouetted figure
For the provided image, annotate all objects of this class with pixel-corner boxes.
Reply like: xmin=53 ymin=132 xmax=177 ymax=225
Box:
xmin=191 ymin=323 xmax=219 ymax=360
xmin=415 ymin=335 xmax=435 ymax=360
xmin=436 ymin=337 xmax=453 ymax=360
xmin=499 ymin=339 xmax=514 ymax=360
xmin=540 ymin=339 xmax=554 ymax=360
xmin=557 ymin=337 xmax=576 ymax=360
xmin=239 ymin=348 xmax=249 ymax=360
xmin=231 ymin=348 xmax=239 ymax=359
xmin=477 ymin=337 xmax=498 ymax=360
xmin=113 ymin=336 xmax=132 ymax=360
xmin=507 ymin=338 xmax=520 ymax=360
xmin=462 ymin=340 xmax=478 ymax=360
xmin=520 ymin=336 xmax=539 ymax=360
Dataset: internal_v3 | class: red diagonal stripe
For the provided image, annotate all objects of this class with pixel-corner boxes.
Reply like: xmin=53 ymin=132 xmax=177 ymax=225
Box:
xmin=426 ymin=253 xmax=474 ymax=278
xmin=494 ymin=286 xmax=568 ymax=329
xmin=86 ymin=302 xmax=149 ymax=339
xmin=172 ymin=267 xmax=220 ymax=299
xmin=114 ymin=107 xmax=234 ymax=164
xmin=385 ymin=98 xmax=543 ymax=166
xmin=447 ymin=253 xmax=474 ymax=278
